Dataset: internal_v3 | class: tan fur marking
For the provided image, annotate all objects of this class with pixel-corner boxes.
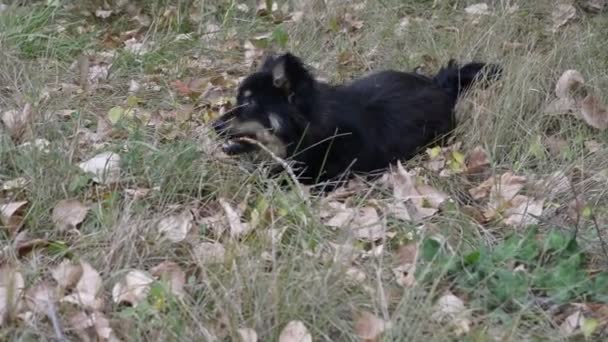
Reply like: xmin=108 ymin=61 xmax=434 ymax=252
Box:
xmin=229 ymin=119 xmax=287 ymax=158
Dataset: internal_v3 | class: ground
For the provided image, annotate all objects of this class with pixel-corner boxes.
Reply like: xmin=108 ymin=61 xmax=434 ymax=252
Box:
xmin=1 ymin=0 xmax=608 ymax=341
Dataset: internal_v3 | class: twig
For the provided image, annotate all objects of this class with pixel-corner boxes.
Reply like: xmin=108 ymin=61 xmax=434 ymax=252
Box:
xmin=46 ymin=295 xmax=66 ymax=342
xmin=237 ymin=137 xmax=310 ymax=205
xmin=589 ymin=210 xmax=608 ymax=263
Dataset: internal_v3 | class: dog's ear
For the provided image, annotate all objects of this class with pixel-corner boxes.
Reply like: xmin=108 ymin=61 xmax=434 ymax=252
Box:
xmin=268 ymin=53 xmax=313 ymax=95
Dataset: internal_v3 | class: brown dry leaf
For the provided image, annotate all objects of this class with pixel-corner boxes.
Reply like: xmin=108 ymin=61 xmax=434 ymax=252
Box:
xmin=157 ymin=210 xmax=194 ymax=243
xmin=25 ymin=282 xmax=56 ymax=315
xmin=237 ymin=328 xmax=258 ymax=342
xmin=353 ymin=310 xmax=390 ymax=341
xmin=544 ymin=97 xmax=577 ymax=115
xmin=278 ymin=320 xmax=312 ymax=342
xmin=19 ymin=138 xmax=50 ymax=153
xmin=580 ymin=95 xmax=608 ymax=130
xmin=560 ymin=310 xmax=583 ymax=336
xmin=95 ymin=9 xmax=112 ymax=19
xmin=0 ymin=200 xmax=28 ymax=236
xmin=345 ymin=267 xmax=367 ymax=284
xmin=244 ymin=40 xmax=265 ymax=68
xmin=531 ymin=171 xmax=571 ymax=197
xmin=431 ymin=292 xmax=471 ymax=336
xmin=545 ymin=135 xmax=569 ymax=156
xmin=112 ymin=270 xmax=154 ymax=307
xmin=324 ymin=205 xmax=386 ymax=241
xmin=464 ymin=3 xmax=490 ymax=15
xmin=219 ymin=198 xmax=252 ymax=239
xmin=469 ymin=172 xmax=526 ymax=202
xmin=256 ymin=0 xmax=278 ymax=16
xmin=61 ymin=261 xmax=104 ymax=311
xmin=552 ymin=3 xmax=576 ymax=32
xmin=0 ymin=265 xmax=25 ymax=326
xmin=150 ymin=261 xmax=186 ymax=299
xmin=584 ymin=140 xmax=602 ymax=153
xmin=78 ymin=152 xmax=121 ymax=185
xmin=389 ymin=162 xmax=449 ymax=220
xmin=342 ymin=13 xmax=364 ymax=32
xmin=69 ymin=311 xmax=120 ymax=342
xmin=393 ymin=243 xmax=418 ymax=287
xmin=51 ymin=259 xmax=83 ymax=290
xmin=51 ymin=199 xmax=89 ymax=232
xmin=555 ymin=69 xmax=585 ymax=100
xmin=466 ymin=146 xmax=490 ymax=174
xmin=1 ymin=103 xmax=32 ymax=141
xmin=582 ymin=0 xmax=608 ymax=12
xmin=195 ymin=242 xmax=226 ymax=265
xmin=1 ymin=177 xmax=28 ymax=191
xmin=503 ymin=195 xmax=544 ymax=227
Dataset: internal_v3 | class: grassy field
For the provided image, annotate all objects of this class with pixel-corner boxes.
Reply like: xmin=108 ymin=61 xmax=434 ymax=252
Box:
xmin=1 ymin=0 xmax=608 ymax=341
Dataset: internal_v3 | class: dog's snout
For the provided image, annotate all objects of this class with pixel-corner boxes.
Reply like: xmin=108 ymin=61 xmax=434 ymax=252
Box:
xmin=211 ymin=117 xmax=229 ymax=136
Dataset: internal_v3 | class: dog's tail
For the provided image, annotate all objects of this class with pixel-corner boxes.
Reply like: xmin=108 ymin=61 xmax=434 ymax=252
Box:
xmin=433 ymin=60 xmax=502 ymax=101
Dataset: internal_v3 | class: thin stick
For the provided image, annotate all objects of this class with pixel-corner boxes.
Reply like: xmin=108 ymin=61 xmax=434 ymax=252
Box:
xmin=237 ymin=137 xmax=309 ymax=205
xmin=46 ymin=295 xmax=67 ymax=342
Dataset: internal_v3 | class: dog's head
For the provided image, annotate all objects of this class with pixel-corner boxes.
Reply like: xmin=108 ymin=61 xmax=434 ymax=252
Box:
xmin=212 ymin=53 xmax=316 ymax=158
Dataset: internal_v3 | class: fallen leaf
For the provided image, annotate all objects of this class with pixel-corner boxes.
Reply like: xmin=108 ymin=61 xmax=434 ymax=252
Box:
xmin=324 ymin=205 xmax=386 ymax=241
xmin=25 ymin=282 xmax=56 ymax=315
xmin=560 ymin=310 xmax=583 ymax=336
xmin=1 ymin=177 xmax=28 ymax=191
xmin=466 ymin=146 xmax=490 ymax=174
xmin=345 ymin=267 xmax=367 ymax=283
xmin=61 ymin=261 xmax=104 ymax=310
xmin=94 ymin=9 xmax=112 ymax=19
xmin=112 ymin=270 xmax=154 ymax=307
xmin=584 ymin=140 xmax=601 ymax=153
xmin=580 ymin=95 xmax=608 ymax=130
xmin=544 ymin=97 xmax=577 ymax=114
xmin=1 ymin=103 xmax=32 ymax=140
xmin=244 ymin=40 xmax=265 ymax=68
xmin=555 ymin=69 xmax=585 ymax=100
xmin=0 ymin=200 xmax=28 ymax=236
xmin=394 ymin=17 xmax=410 ymax=37
xmin=353 ymin=310 xmax=390 ymax=341
xmin=393 ymin=243 xmax=418 ymax=287
xmin=470 ymin=172 xmax=526 ymax=202
xmin=431 ymin=292 xmax=471 ymax=336
xmin=581 ymin=0 xmax=608 ymax=12
xmin=157 ymin=210 xmax=194 ymax=243
xmin=278 ymin=320 xmax=312 ymax=342
xmin=503 ymin=195 xmax=544 ymax=227
xmin=18 ymin=138 xmax=50 ymax=153
xmin=544 ymin=135 xmax=569 ymax=156
xmin=51 ymin=199 xmax=89 ymax=232
xmin=465 ymin=3 xmax=490 ymax=15
xmin=51 ymin=259 xmax=83 ymax=290
xmin=0 ymin=265 xmax=25 ymax=326
xmin=552 ymin=3 xmax=576 ymax=32
xmin=150 ymin=261 xmax=186 ymax=299
xmin=124 ymin=37 xmax=148 ymax=55
xmin=237 ymin=328 xmax=258 ymax=342
xmin=69 ymin=311 xmax=120 ymax=342
xmin=389 ymin=162 xmax=449 ymax=220
xmin=195 ymin=242 xmax=226 ymax=265
xmin=219 ymin=199 xmax=252 ymax=239
xmin=78 ymin=151 xmax=121 ymax=184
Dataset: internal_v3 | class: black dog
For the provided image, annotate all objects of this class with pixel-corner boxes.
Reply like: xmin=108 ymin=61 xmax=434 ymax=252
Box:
xmin=212 ymin=53 xmax=500 ymax=187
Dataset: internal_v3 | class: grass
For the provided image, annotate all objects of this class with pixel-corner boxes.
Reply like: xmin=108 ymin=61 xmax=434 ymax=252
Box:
xmin=1 ymin=0 xmax=608 ymax=341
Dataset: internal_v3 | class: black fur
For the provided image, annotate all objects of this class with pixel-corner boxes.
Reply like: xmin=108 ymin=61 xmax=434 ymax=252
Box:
xmin=212 ymin=53 xmax=501 ymax=186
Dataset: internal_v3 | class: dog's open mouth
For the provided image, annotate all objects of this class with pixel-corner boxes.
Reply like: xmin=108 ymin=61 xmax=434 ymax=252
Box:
xmin=221 ymin=135 xmax=259 ymax=155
